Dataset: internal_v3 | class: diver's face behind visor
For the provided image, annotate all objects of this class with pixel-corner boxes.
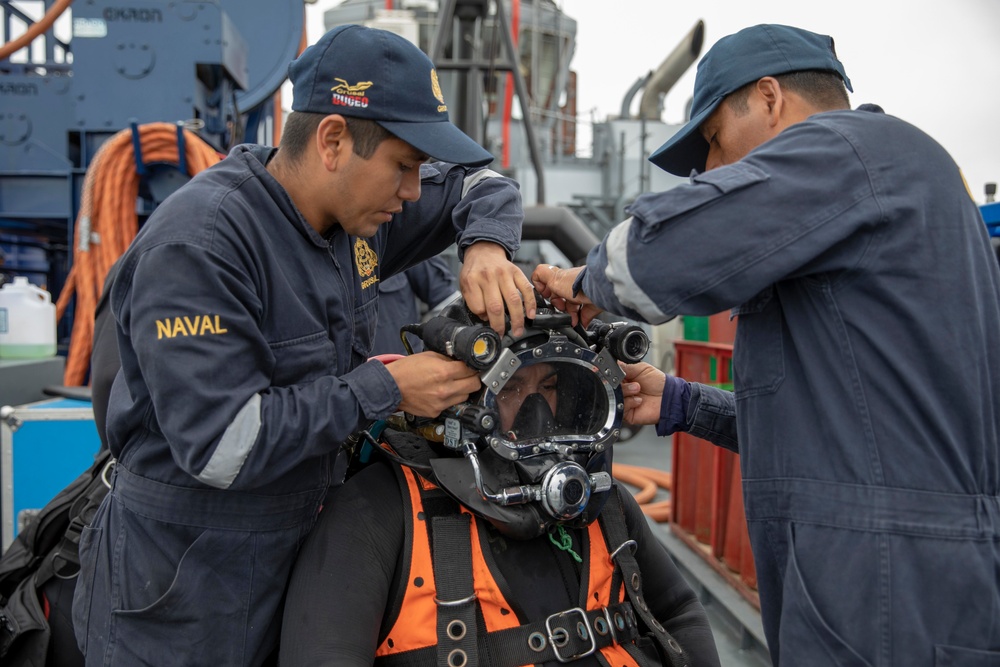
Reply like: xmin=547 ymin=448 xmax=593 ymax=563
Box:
xmin=495 ymin=362 xmax=559 ymax=436
xmin=490 ymin=359 xmax=611 ymax=446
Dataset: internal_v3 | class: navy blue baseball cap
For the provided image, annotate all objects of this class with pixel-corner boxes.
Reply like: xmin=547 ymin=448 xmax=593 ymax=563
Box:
xmin=648 ymin=24 xmax=852 ymax=176
xmin=289 ymin=24 xmax=494 ymax=167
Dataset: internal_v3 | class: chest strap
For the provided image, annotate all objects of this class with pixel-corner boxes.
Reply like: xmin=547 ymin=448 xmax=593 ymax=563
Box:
xmin=382 ymin=590 xmax=639 ymax=665
xmin=599 ymin=492 xmax=689 ymax=667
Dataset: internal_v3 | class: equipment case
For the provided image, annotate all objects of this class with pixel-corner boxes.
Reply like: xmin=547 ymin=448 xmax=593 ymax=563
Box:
xmin=1 ymin=397 xmax=103 ymax=553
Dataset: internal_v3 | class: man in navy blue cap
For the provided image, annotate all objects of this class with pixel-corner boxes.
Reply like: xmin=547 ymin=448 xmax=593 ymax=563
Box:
xmin=533 ymin=23 xmax=1000 ymax=666
xmin=73 ymin=24 xmax=536 ymax=666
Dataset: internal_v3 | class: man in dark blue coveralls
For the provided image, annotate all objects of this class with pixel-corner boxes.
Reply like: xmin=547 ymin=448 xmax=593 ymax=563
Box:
xmin=534 ymin=24 xmax=1000 ymax=667
xmin=72 ymin=25 xmax=537 ymax=666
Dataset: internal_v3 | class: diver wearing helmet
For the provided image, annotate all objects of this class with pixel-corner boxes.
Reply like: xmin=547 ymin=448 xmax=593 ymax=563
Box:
xmin=279 ymin=298 xmax=721 ymax=666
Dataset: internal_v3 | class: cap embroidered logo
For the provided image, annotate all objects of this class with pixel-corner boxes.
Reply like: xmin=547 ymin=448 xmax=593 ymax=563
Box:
xmin=331 ymin=78 xmax=373 ymax=109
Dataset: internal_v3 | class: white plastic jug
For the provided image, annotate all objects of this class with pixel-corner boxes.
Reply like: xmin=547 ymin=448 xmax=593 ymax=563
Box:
xmin=0 ymin=276 xmax=57 ymax=359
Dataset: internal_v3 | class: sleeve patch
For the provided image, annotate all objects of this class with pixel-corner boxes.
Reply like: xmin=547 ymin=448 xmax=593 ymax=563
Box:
xmin=155 ymin=315 xmax=229 ymax=339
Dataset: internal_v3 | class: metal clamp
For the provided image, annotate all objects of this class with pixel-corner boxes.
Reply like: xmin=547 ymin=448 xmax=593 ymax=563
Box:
xmin=545 ymin=607 xmax=596 ymax=663
xmin=0 ymin=405 xmax=22 ymax=432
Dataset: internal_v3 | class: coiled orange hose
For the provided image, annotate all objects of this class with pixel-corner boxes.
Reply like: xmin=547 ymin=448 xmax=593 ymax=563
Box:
xmin=613 ymin=462 xmax=673 ymax=522
xmin=55 ymin=123 xmax=223 ymax=385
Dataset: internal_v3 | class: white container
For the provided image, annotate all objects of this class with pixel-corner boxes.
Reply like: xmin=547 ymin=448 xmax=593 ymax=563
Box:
xmin=0 ymin=277 xmax=57 ymax=359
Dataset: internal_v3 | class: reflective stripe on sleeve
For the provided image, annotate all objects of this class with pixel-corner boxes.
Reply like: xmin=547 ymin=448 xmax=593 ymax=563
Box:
xmin=196 ymin=393 xmax=262 ymax=489
xmin=462 ymin=169 xmax=503 ymax=198
xmin=604 ymin=219 xmax=668 ymax=321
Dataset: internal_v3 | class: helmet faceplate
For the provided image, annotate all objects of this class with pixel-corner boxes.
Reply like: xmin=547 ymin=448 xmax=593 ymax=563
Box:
xmin=390 ymin=300 xmax=648 ymax=540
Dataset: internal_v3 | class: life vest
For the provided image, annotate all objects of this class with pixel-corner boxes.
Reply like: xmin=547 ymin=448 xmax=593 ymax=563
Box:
xmin=374 ymin=465 xmax=688 ymax=667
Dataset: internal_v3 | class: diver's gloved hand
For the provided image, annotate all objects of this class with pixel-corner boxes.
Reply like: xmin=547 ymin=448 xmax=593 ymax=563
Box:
xmin=656 ymin=374 xmax=691 ymax=436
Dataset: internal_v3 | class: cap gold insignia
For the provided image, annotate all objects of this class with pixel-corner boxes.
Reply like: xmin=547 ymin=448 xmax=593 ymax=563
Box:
xmin=331 ymin=78 xmax=373 ymax=97
xmin=354 ymin=238 xmax=379 ymax=279
xmin=430 ymin=69 xmax=448 ymax=113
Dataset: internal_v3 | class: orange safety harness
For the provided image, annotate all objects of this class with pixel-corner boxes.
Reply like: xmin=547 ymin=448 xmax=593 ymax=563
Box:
xmin=374 ymin=465 xmax=689 ymax=667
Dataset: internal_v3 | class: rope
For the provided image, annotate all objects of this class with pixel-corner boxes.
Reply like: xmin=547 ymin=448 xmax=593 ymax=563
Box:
xmin=547 ymin=524 xmax=583 ymax=563
xmin=55 ymin=123 xmax=223 ymax=385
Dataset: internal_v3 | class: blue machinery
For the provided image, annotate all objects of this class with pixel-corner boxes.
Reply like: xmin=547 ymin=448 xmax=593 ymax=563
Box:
xmin=0 ymin=0 xmax=307 ymax=343
xmin=981 ymin=201 xmax=1000 ymax=239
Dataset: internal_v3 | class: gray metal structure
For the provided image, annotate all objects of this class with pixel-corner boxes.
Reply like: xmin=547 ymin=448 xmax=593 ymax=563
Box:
xmin=320 ymin=0 xmax=699 ymax=254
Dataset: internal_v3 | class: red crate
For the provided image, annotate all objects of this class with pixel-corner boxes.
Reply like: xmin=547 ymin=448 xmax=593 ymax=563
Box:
xmin=670 ymin=341 xmax=759 ymax=608
xmin=708 ymin=311 xmax=737 ymax=345
xmin=715 ymin=448 xmax=757 ymax=590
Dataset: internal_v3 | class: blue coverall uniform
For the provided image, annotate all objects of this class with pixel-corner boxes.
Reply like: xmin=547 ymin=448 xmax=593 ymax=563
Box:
xmin=72 ymin=144 xmax=523 ymax=666
xmin=580 ymin=107 xmax=1000 ymax=665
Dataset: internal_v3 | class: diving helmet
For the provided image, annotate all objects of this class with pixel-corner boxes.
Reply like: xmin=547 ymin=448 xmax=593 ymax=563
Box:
xmin=381 ymin=294 xmax=650 ymax=540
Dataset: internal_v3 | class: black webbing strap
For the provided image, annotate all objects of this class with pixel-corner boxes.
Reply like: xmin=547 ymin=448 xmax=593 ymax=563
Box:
xmin=600 ymin=489 xmax=689 ymax=667
xmin=431 ymin=513 xmax=479 ymax=667
xmin=479 ymin=600 xmax=640 ymax=665
xmin=376 ymin=600 xmax=641 ymax=667
xmin=35 ymin=456 xmax=115 ymax=586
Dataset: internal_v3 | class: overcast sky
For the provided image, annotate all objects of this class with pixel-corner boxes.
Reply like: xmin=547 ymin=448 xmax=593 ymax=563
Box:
xmin=308 ymin=0 xmax=1000 ymax=203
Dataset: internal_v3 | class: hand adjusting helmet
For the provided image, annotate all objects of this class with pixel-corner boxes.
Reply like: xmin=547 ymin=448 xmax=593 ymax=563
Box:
xmin=366 ymin=293 xmax=650 ymax=540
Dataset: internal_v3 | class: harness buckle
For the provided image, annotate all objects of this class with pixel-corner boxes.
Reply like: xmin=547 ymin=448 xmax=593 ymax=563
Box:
xmin=545 ymin=607 xmax=596 ymax=663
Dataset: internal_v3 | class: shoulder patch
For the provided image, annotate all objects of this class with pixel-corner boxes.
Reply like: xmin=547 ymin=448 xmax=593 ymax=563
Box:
xmin=155 ymin=315 xmax=228 ymax=339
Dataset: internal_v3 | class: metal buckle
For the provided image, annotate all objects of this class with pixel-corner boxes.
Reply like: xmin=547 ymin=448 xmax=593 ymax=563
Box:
xmin=545 ymin=607 xmax=596 ymax=663
xmin=608 ymin=539 xmax=637 ymax=562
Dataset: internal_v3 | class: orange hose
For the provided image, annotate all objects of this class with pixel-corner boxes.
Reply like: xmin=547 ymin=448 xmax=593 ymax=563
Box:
xmin=641 ymin=500 xmax=672 ymax=522
xmin=0 ymin=0 xmax=73 ymax=61
xmin=613 ymin=464 xmax=659 ymax=504
xmin=613 ymin=462 xmax=673 ymax=522
xmin=55 ymin=123 xmax=223 ymax=385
